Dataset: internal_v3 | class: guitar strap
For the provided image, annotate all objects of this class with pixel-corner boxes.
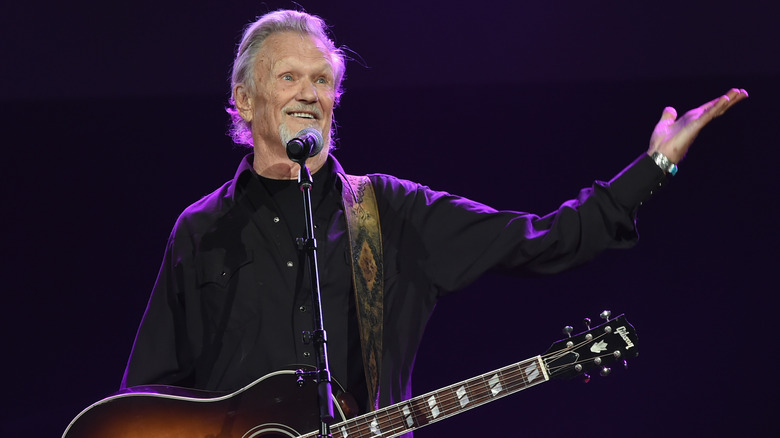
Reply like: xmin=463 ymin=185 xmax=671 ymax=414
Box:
xmin=338 ymin=173 xmax=384 ymax=412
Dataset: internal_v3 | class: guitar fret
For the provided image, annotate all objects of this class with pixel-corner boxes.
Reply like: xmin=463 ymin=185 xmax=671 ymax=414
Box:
xmin=433 ymin=387 xmax=456 ymax=419
xmin=466 ymin=378 xmax=489 ymax=406
xmin=401 ymin=404 xmax=414 ymax=428
xmin=455 ymin=384 xmax=469 ymax=408
xmin=380 ymin=405 xmax=409 ymax=437
xmin=427 ymin=394 xmax=440 ymax=418
xmin=356 ymin=406 xmax=408 ymax=438
xmin=352 ymin=414 xmax=376 ymax=438
xmin=410 ymin=395 xmax=431 ymax=427
xmin=369 ymin=415 xmax=381 ymax=436
xmin=465 ymin=375 xmax=488 ymax=406
xmin=488 ymin=372 xmax=503 ymax=396
xmin=432 ymin=385 xmax=463 ymax=420
xmin=502 ymin=366 xmax=520 ymax=393
xmin=503 ymin=360 xmax=536 ymax=393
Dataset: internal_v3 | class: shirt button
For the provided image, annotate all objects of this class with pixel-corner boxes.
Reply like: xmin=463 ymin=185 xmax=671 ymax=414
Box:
xmin=286 ymin=261 xmax=294 ymax=268
xmin=273 ymin=217 xmax=280 ymax=223
xmin=299 ymin=306 xmax=306 ymax=312
xmin=303 ymin=352 xmax=311 ymax=357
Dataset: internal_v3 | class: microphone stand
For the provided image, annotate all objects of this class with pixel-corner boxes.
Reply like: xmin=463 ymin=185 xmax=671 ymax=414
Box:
xmin=295 ymin=159 xmax=335 ymax=438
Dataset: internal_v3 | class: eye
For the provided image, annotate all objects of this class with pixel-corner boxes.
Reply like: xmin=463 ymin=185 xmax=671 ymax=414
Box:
xmin=282 ymin=74 xmax=293 ymax=81
xmin=315 ymin=77 xmax=328 ymax=84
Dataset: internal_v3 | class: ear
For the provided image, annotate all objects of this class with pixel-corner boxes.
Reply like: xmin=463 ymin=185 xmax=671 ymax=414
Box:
xmin=233 ymin=84 xmax=254 ymax=122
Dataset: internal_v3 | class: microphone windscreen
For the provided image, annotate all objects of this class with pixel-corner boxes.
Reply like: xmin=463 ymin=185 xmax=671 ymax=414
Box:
xmin=286 ymin=128 xmax=324 ymax=162
xmin=299 ymin=128 xmax=324 ymax=156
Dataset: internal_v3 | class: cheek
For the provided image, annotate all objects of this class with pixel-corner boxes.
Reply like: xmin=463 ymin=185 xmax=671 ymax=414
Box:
xmin=322 ymin=89 xmax=336 ymax=106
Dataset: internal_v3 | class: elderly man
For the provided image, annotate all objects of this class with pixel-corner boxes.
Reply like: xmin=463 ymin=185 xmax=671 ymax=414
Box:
xmin=120 ymin=8 xmax=746 ymax=436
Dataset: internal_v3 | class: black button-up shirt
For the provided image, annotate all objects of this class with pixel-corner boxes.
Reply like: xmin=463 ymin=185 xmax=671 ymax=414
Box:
xmin=122 ymin=152 xmax=665 ymax=412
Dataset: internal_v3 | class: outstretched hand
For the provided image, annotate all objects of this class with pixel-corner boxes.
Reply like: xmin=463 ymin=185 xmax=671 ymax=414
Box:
xmin=648 ymin=88 xmax=748 ymax=163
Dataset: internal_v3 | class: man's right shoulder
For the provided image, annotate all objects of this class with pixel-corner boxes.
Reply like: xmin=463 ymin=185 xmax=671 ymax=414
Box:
xmin=172 ymin=180 xmax=234 ymax=237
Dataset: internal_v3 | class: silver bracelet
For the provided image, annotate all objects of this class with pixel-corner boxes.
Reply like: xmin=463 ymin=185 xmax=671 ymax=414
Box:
xmin=651 ymin=151 xmax=678 ymax=176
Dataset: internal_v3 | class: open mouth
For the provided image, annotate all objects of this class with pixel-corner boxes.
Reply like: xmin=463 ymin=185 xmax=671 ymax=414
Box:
xmin=287 ymin=111 xmax=318 ymax=120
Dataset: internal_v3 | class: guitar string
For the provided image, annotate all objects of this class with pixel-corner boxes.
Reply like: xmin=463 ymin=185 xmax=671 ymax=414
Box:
xmin=337 ymin=361 xmax=541 ymax=438
xmin=300 ymin=329 xmax=625 ymax=437
xmin=328 ymin=350 xmax=606 ymax=438
xmin=368 ymin=330 xmax=625 ymax=436
xmin=294 ymin=366 xmax=510 ymax=437
xmin=307 ymin=370 xmax=598 ymax=438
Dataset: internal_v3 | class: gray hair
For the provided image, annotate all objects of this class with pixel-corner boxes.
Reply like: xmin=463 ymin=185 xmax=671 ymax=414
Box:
xmin=226 ymin=10 xmax=346 ymax=147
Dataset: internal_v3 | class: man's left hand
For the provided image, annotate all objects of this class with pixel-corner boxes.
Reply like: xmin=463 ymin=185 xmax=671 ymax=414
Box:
xmin=648 ymin=88 xmax=748 ymax=163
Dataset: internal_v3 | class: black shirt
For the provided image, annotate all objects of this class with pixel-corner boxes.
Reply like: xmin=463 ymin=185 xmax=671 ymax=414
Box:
xmin=122 ymin=152 xmax=665 ymax=413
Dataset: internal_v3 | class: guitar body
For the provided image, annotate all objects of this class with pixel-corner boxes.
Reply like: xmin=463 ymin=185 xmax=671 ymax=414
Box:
xmin=63 ymin=369 xmax=346 ymax=438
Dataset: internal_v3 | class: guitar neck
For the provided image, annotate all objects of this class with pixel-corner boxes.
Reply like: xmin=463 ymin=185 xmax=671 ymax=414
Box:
xmin=313 ymin=356 xmax=549 ymax=438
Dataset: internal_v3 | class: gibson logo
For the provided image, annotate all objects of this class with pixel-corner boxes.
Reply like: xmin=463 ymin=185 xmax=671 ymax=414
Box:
xmin=616 ymin=326 xmax=635 ymax=350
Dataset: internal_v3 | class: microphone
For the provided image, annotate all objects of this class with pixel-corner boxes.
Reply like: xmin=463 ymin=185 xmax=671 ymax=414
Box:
xmin=286 ymin=128 xmax=324 ymax=163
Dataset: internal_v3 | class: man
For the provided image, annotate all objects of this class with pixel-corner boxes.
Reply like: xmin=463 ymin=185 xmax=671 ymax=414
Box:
xmin=121 ymin=8 xmax=746 ymax=433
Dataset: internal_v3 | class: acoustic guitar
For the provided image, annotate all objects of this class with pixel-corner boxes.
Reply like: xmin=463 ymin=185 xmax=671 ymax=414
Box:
xmin=63 ymin=312 xmax=638 ymax=438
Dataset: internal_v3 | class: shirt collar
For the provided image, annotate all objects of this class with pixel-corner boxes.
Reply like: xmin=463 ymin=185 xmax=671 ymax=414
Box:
xmin=227 ymin=153 xmax=346 ymax=202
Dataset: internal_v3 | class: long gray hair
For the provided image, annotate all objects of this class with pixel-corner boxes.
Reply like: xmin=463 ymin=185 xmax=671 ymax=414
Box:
xmin=226 ymin=10 xmax=346 ymax=146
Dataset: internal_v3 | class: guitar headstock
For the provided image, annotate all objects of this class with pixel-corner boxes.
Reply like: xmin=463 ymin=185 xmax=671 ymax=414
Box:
xmin=543 ymin=311 xmax=638 ymax=381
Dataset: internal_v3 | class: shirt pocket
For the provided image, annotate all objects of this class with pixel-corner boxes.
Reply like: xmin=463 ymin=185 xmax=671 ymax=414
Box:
xmin=195 ymin=249 xmax=254 ymax=325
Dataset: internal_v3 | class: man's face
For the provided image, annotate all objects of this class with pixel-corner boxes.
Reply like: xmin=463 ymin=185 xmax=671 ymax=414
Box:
xmin=243 ymin=31 xmax=335 ymax=168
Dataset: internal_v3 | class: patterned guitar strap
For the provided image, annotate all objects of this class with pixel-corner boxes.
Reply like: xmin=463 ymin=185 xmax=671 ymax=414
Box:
xmin=338 ymin=173 xmax=384 ymax=412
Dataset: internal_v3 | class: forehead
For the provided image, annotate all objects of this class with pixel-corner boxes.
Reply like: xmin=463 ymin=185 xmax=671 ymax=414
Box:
xmin=256 ymin=31 xmax=334 ymax=73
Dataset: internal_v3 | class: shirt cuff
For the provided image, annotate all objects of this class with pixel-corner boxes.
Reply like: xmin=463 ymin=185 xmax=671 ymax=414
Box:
xmin=608 ymin=153 xmax=668 ymax=209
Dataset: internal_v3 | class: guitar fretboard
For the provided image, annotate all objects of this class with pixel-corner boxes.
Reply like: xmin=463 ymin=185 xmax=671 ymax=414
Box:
xmin=303 ymin=356 xmax=549 ymax=438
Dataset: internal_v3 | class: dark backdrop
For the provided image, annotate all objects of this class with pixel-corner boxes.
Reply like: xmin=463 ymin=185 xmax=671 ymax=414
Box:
xmin=2 ymin=1 xmax=778 ymax=436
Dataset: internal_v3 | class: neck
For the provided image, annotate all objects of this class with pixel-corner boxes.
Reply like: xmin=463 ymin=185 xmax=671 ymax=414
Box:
xmin=253 ymin=158 xmax=299 ymax=180
xmin=253 ymin=155 xmax=328 ymax=180
xmin=252 ymin=143 xmax=328 ymax=180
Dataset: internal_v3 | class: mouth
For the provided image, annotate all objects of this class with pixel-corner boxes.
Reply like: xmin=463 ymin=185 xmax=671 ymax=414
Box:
xmin=286 ymin=111 xmax=319 ymax=120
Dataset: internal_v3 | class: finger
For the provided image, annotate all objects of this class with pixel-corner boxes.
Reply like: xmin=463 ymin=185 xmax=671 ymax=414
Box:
xmin=690 ymin=94 xmax=731 ymax=125
xmin=726 ymin=87 xmax=749 ymax=101
xmin=724 ymin=88 xmax=749 ymax=109
xmin=701 ymin=95 xmax=723 ymax=113
xmin=658 ymin=106 xmax=677 ymax=123
xmin=707 ymin=95 xmax=730 ymax=119
xmin=711 ymin=88 xmax=749 ymax=117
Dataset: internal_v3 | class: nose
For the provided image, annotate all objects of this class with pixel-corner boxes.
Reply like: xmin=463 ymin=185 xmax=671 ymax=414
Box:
xmin=296 ymin=80 xmax=318 ymax=104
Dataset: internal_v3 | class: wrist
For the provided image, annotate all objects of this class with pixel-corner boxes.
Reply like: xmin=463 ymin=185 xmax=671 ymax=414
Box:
xmin=650 ymin=151 xmax=678 ymax=176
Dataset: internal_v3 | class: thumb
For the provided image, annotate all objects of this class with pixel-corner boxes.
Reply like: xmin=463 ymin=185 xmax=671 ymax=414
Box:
xmin=659 ymin=106 xmax=677 ymax=123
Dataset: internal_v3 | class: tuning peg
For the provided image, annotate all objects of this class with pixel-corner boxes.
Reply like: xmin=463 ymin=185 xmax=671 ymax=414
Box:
xmin=583 ymin=318 xmax=591 ymax=330
xmin=599 ymin=367 xmax=612 ymax=377
xmin=599 ymin=310 xmax=612 ymax=321
xmin=562 ymin=326 xmax=573 ymax=337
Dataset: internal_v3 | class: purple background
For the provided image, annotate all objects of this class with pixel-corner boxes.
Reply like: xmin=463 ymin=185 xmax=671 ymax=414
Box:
xmin=3 ymin=1 xmax=778 ymax=436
